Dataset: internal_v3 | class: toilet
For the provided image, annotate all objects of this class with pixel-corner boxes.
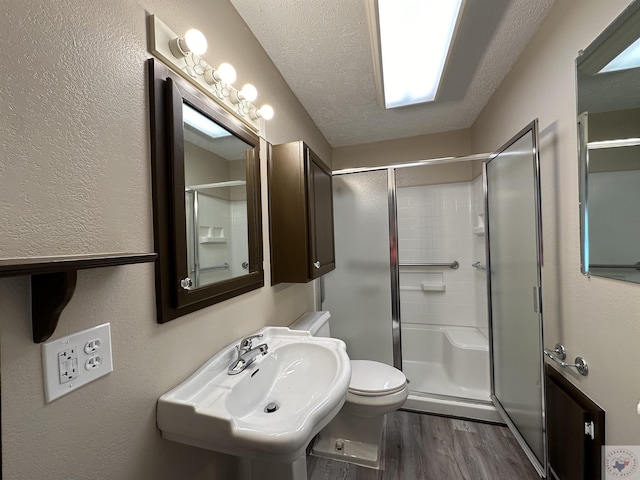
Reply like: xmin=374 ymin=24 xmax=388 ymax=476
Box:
xmin=289 ymin=311 xmax=408 ymax=469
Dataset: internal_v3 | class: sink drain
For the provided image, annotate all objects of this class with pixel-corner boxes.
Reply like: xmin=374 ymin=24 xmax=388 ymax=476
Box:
xmin=264 ymin=402 xmax=279 ymax=413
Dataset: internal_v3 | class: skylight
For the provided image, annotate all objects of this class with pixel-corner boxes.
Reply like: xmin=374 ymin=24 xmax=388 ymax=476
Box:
xmin=599 ymin=35 xmax=640 ymax=73
xmin=182 ymin=103 xmax=231 ymax=138
xmin=377 ymin=0 xmax=463 ymax=109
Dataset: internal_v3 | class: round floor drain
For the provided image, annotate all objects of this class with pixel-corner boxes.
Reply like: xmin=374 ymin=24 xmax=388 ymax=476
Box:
xmin=264 ymin=402 xmax=279 ymax=413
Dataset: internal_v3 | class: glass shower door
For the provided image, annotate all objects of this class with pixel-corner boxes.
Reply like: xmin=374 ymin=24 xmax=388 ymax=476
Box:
xmin=485 ymin=120 xmax=547 ymax=476
xmin=321 ymin=170 xmax=395 ymax=366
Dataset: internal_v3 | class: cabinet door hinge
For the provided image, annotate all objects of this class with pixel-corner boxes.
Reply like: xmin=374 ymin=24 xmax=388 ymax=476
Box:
xmin=585 ymin=420 xmax=595 ymax=440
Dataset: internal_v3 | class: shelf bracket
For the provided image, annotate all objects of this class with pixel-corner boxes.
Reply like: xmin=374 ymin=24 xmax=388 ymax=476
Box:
xmin=31 ymin=271 xmax=78 ymax=343
xmin=0 ymin=252 xmax=156 ymax=343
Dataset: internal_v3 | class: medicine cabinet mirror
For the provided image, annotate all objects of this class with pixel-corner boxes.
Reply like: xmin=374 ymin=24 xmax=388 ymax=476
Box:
xmin=148 ymin=59 xmax=263 ymax=323
xmin=577 ymin=0 xmax=640 ymax=283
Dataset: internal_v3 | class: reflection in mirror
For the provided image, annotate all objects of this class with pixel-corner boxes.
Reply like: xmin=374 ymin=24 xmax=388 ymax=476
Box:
xmin=148 ymin=59 xmax=263 ymax=324
xmin=182 ymin=104 xmax=251 ymax=288
xmin=577 ymin=0 xmax=640 ymax=283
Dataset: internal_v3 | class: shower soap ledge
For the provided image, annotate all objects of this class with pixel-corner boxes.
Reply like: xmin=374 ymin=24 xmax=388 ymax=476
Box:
xmin=421 ymin=282 xmax=446 ymax=292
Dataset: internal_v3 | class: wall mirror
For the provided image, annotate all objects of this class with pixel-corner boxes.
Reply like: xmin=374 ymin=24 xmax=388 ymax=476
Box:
xmin=577 ymin=0 xmax=640 ymax=283
xmin=148 ymin=59 xmax=263 ymax=323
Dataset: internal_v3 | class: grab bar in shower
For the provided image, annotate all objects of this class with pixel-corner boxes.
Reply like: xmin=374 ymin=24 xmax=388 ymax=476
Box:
xmin=543 ymin=343 xmax=589 ymax=376
xmin=590 ymin=262 xmax=640 ymax=270
xmin=472 ymin=261 xmax=487 ymax=271
xmin=199 ymin=262 xmax=229 ymax=272
xmin=399 ymin=261 xmax=459 ymax=270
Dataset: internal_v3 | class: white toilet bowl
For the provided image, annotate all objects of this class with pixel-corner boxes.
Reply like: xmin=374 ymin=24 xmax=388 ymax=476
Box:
xmin=289 ymin=312 xmax=408 ymax=469
xmin=345 ymin=360 xmax=408 ymax=417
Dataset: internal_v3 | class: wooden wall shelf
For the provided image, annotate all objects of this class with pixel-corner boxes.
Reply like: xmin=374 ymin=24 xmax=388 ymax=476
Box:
xmin=0 ymin=253 xmax=157 ymax=343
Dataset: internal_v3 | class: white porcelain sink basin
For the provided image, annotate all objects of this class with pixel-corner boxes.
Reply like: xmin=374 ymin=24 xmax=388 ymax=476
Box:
xmin=157 ymin=327 xmax=351 ymax=463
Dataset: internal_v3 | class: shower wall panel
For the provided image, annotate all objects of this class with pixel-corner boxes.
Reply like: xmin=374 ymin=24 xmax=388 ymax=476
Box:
xmin=472 ymin=175 xmax=489 ymax=339
xmin=198 ymin=194 xmax=232 ymax=285
xmin=231 ymin=200 xmax=248 ymax=278
xmin=397 ymin=181 xmax=484 ymax=329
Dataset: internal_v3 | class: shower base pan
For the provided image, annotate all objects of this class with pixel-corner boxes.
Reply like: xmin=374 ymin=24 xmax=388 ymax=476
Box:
xmin=403 ymin=393 xmax=501 ymax=423
xmin=401 ymin=324 xmax=501 ymax=423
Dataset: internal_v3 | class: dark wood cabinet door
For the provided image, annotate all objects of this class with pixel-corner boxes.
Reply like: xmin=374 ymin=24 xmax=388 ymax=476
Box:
xmin=269 ymin=141 xmax=335 ymax=284
xmin=546 ymin=365 xmax=605 ymax=480
xmin=307 ymin=151 xmax=335 ymax=279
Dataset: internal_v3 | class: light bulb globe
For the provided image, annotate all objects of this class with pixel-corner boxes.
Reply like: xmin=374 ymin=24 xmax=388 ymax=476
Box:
xmin=184 ymin=29 xmax=207 ymax=56
xmin=216 ymin=63 xmax=237 ymax=84
xmin=259 ymin=104 xmax=274 ymax=120
xmin=241 ymin=84 xmax=258 ymax=102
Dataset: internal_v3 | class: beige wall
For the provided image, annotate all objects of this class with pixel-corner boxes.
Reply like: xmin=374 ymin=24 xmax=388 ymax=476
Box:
xmin=332 ymin=128 xmax=472 ymax=170
xmin=0 ymin=0 xmax=331 ymax=478
xmin=589 ymin=107 xmax=640 ymax=142
xmin=471 ymin=0 xmax=640 ymax=444
xmin=4 ymin=1 xmax=640 ymax=478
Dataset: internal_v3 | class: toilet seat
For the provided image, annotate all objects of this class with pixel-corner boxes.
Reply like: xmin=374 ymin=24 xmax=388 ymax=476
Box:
xmin=348 ymin=360 xmax=407 ymax=397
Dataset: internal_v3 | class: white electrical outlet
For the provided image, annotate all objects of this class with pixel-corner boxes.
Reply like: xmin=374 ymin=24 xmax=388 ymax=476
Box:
xmin=58 ymin=346 xmax=79 ymax=383
xmin=42 ymin=323 xmax=113 ymax=403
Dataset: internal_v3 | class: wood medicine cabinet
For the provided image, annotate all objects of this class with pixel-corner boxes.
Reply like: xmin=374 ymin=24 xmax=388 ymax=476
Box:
xmin=269 ymin=141 xmax=335 ymax=285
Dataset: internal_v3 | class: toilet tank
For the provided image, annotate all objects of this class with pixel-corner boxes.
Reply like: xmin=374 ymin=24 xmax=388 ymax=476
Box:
xmin=289 ymin=311 xmax=331 ymax=337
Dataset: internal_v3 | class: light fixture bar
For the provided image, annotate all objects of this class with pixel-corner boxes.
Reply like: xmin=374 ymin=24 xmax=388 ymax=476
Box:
xmin=377 ymin=0 xmax=463 ymax=109
xmin=599 ymin=35 xmax=640 ymax=73
xmin=147 ymin=16 xmax=274 ymax=131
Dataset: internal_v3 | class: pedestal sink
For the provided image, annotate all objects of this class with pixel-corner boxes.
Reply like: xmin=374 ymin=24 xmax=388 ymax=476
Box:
xmin=157 ymin=327 xmax=351 ymax=480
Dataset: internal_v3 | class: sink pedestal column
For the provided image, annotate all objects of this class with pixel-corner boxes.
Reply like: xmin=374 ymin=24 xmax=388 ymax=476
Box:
xmin=239 ymin=455 xmax=307 ymax=480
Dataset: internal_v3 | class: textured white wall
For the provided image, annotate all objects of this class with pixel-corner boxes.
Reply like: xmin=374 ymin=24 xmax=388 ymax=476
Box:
xmin=471 ymin=0 xmax=640 ymax=444
xmin=0 ymin=0 xmax=331 ymax=478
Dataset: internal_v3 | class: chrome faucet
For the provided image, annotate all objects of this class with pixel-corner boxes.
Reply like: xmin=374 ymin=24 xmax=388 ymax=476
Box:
xmin=228 ymin=334 xmax=269 ymax=375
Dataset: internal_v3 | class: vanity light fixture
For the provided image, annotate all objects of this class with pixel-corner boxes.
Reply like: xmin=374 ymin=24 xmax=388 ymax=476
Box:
xmin=203 ymin=63 xmax=238 ymax=102
xmin=169 ymin=29 xmax=208 ymax=58
xmin=203 ymin=63 xmax=237 ymax=86
xmin=215 ymin=63 xmax=237 ymax=84
xmin=250 ymin=104 xmax=274 ymax=121
xmin=148 ymin=15 xmax=275 ymax=125
xmin=371 ymin=0 xmax=464 ymax=108
xmin=230 ymin=84 xmax=258 ymax=104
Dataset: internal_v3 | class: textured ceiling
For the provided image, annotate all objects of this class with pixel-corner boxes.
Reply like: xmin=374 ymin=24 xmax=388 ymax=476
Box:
xmin=230 ymin=0 xmax=556 ymax=147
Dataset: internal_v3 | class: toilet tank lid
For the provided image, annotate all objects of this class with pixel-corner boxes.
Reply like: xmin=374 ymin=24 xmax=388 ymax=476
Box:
xmin=349 ymin=360 xmax=407 ymax=394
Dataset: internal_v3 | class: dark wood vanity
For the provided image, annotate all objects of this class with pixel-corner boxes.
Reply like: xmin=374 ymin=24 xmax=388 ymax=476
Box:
xmin=546 ymin=364 xmax=605 ymax=479
xmin=268 ymin=141 xmax=335 ymax=285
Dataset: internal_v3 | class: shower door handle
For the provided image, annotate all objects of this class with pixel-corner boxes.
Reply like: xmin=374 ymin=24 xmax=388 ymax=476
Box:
xmin=533 ymin=286 xmax=540 ymax=313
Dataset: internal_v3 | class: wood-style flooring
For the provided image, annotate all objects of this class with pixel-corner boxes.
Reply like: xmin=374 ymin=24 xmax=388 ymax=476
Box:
xmin=307 ymin=410 xmax=541 ymax=480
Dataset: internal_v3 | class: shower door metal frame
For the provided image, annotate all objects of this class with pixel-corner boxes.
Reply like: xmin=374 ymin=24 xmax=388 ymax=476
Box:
xmin=387 ymin=169 xmax=403 ymax=370
xmin=332 ymin=152 xmax=490 ymax=374
xmin=185 ymin=189 xmax=201 ymax=288
xmin=484 ymin=119 xmax=548 ymax=478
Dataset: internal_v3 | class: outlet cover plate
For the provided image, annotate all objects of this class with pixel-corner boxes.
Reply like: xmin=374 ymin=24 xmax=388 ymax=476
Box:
xmin=42 ymin=323 xmax=113 ymax=403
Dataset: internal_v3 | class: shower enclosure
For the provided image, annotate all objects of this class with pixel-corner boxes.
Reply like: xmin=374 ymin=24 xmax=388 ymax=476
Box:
xmin=322 ymin=121 xmax=546 ymax=476
xmin=184 ymin=188 xmax=249 ymax=288
xmin=322 ymin=156 xmax=495 ymax=421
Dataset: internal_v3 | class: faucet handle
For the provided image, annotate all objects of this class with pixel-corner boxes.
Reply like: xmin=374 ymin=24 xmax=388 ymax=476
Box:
xmin=239 ymin=333 xmax=263 ymax=350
